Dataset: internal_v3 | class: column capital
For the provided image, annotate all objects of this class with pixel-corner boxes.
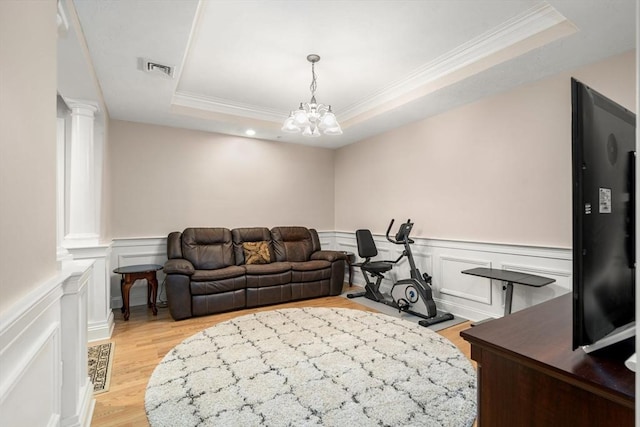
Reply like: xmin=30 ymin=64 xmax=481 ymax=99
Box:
xmin=64 ymin=98 xmax=99 ymax=117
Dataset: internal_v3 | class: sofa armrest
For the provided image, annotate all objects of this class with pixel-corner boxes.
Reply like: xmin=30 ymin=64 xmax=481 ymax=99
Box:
xmin=163 ymin=259 xmax=195 ymax=276
xmin=311 ymin=250 xmax=347 ymax=263
xmin=311 ymin=250 xmax=347 ymax=295
xmin=165 ymin=274 xmax=192 ymax=320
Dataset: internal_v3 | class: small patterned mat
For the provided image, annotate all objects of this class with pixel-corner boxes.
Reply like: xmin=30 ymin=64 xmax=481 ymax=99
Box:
xmin=88 ymin=342 xmax=115 ymax=394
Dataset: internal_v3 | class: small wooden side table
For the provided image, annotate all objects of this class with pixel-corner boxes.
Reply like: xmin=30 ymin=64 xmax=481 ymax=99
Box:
xmin=113 ymin=264 xmax=163 ymax=321
xmin=341 ymin=251 xmax=356 ymax=285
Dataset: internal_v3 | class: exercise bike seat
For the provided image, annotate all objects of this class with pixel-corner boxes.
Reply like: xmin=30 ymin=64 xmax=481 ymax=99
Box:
xmin=360 ymin=261 xmax=393 ymax=274
xmin=354 ymin=229 xmax=394 ymax=274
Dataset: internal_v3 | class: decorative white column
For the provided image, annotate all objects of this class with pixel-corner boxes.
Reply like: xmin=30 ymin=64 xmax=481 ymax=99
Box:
xmin=57 ymin=117 xmax=73 ymax=266
xmin=64 ymin=99 xmax=99 ymax=248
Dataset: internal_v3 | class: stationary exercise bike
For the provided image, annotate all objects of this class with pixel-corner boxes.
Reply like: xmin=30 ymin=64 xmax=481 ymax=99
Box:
xmin=347 ymin=219 xmax=454 ymax=327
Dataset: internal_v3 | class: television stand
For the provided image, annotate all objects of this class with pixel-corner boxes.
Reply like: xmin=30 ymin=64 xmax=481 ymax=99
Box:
xmin=461 ymin=294 xmax=634 ymax=426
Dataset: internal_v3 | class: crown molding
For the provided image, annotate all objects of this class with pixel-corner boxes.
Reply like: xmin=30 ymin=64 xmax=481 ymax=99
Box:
xmin=172 ymin=91 xmax=285 ymax=122
xmin=339 ymin=2 xmax=575 ymax=121
xmin=170 ymin=2 xmax=574 ymax=129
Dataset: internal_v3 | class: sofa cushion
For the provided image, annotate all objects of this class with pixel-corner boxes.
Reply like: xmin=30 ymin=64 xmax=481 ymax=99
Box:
xmin=271 ymin=227 xmax=314 ymax=262
xmin=182 ymin=227 xmax=234 ymax=270
xmin=191 ymin=276 xmax=246 ymax=296
xmin=244 ymin=262 xmax=291 ymax=288
xmin=244 ymin=262 xmax=291 ymax=275
xmin=191 ymin=265 xmax=245 ymax=282
xmin=290 ymin=260 xmax=332 ymax=283
xmin=289 ymin=260 xmax=331 ymax=271
xmin=243 ymin=241 xmax=271 ymax=265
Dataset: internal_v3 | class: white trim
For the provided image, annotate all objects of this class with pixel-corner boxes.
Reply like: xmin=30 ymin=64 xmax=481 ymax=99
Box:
xmin=333 ymin=231 xmax=571 ymax=321
xmin=439 ymin=255 xmax=492 ymax=304
xmin=0 ymin=261 xmax=94 ymax=427
xmin=110 ymin=238 xmax=168 ymax=310
xmin=0 ymin=324 xmax=60 ymax=406
xmin=67 ymin=245 xmax=114 ymax=342
xmin=0 ymin=275 xmax=63 ymax=342
xmin=340 ymin=2 xmax=574 ymax=120
xmin=172 ymin=91 xmax=285 ymax=122
xmin=109 ymin=233 xmax=572 ymax=322
xmin=0 ymin=277 xmax=64 ymax=426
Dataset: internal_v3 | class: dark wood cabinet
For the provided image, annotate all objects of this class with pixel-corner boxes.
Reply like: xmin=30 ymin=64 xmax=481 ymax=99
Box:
xmin=461 ymin=293 xmax=634 ymax=426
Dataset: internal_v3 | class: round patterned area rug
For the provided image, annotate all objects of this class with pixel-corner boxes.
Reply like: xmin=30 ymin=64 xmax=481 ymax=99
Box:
xmin=145 ymin=307 xmax=476 ymax=427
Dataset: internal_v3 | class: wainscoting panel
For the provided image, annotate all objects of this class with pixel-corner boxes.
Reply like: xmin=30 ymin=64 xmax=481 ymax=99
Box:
xmin=0 ymin=260 xmax=93 ymax=427
xmin=110 ymin=237 xmax=168 ymax=311
xmin=0 ymin=279 xmax=63 ymax=427
xmin=67 ymin=245 xmax=113 ymax=342
xmin=331 ymin=231 xmax=572 ymax=322
xmin=109 ymin=233 xmax=572 ymax=322
xmin=439 ymin=256 xmax=492 ymax=304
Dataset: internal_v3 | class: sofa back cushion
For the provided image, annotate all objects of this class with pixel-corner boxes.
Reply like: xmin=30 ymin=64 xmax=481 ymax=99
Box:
xmin=181 ymin=228 xmax=234 ymax=270
xmin=232 ymin=227 xmax=274 ymax=265
xmin=271 ymin=227 xmax=313 ymax=262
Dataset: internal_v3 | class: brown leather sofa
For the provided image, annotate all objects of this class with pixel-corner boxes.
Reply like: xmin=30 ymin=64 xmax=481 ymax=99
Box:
xmin=163 ymin=226 xmax=347 ymax=320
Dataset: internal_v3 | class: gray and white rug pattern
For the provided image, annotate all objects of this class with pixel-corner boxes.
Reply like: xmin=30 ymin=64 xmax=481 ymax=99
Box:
xmin=146 ymin=307 xmax=476 ymax=427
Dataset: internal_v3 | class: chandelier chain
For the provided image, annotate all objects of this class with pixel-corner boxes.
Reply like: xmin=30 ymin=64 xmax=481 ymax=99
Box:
xmin=310 ymin=61 xmax=317 ymax=97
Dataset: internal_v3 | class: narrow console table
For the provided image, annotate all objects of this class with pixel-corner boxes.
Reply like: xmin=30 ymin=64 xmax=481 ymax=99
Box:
xmin=461 ymin=293 xmax=634 ymax=426
xmin=461 ymin=267 xmax=555 ymax=316
xmin=113 ymin=264 xmax=162 ymax=321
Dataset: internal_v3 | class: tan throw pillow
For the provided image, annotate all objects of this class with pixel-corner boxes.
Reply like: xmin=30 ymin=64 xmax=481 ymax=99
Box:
xmin=243 ymin=241 xmax=271 ymax=265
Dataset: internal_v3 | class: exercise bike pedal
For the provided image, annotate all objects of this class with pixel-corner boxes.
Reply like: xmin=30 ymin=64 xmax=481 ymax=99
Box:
xmin=418 ymin=312 xmax=454 ymax=328
xmin=396 ymin=298 xmax=410 ymax=312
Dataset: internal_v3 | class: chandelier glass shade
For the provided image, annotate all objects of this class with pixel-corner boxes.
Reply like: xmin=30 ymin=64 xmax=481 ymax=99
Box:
xmin=282 ymin=54 xmax=342 ymax=137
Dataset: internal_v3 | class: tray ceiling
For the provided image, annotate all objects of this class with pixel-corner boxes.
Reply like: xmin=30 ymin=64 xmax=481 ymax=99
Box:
xmin=66 ymin=0 xmax=636 ymax=148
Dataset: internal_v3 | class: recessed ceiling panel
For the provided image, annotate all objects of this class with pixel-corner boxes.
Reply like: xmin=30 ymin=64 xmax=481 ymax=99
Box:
xmin=177 ymin=0 xmax=541 ymax=117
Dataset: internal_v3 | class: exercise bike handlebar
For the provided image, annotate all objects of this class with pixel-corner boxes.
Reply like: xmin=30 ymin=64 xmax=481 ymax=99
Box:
xmin=385 ymin=219 xmax=396 ymax=242
xmin=386 ymin=218 xmax=415 ymax=244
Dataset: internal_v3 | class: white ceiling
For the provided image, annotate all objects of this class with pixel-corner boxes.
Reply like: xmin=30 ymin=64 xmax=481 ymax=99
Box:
xmin=64 ymin=0 xmax=636 ymax=149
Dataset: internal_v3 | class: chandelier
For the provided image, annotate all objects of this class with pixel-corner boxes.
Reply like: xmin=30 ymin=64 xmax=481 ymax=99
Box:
xmin=281 ymin=54 xmax=342 ymax=137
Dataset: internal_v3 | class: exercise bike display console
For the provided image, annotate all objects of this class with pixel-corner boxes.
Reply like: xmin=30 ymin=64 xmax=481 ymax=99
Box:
xmin=347 ymin=219 xmax=454 ymax=328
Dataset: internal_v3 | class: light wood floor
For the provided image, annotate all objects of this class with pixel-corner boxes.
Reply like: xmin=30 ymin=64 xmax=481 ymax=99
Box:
xmin=90 ymin=286 xmax=474 ymax=427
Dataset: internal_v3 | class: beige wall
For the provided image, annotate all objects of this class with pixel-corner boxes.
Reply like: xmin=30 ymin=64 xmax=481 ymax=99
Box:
xmin=108 ymin=120 xmax=335 ymax=236
xmin=0 ymin=0 xmax=58 ymax=313
xmin=335 ymin=50 xmax=636 ymax=248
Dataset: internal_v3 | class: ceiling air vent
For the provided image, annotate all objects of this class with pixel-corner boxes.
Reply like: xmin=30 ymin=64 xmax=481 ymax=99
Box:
xmin=139 ymin=58 xmax=174 ymax=78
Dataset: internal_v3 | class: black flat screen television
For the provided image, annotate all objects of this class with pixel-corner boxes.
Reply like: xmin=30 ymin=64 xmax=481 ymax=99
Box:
xmin=571 ymin=78 xmax=636 ymax=352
